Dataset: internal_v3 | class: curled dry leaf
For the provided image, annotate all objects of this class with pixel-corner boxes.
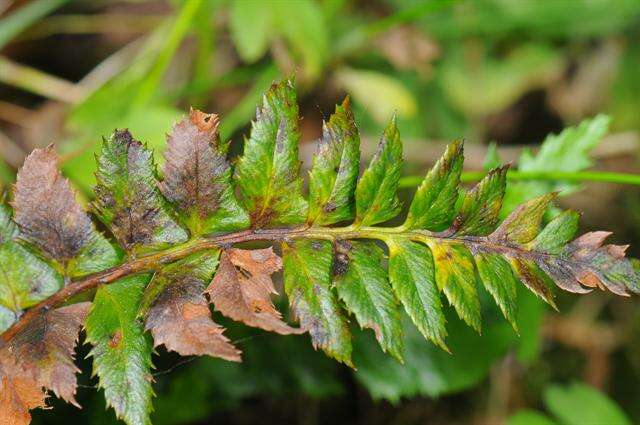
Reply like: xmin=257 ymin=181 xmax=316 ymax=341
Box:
xmin=206 ymin=248 xmax=302 ymax=335
xmin=0 ymin=303 xmax=90 ymax=425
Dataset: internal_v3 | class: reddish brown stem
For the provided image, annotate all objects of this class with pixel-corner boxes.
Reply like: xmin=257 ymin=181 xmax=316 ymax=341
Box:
xmin=0 ymin=227 xmax=297 ymax=343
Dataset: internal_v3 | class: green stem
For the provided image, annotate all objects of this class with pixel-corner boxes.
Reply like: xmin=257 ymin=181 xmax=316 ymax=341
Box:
xmin=399 ymin=170 xmax=640 ymax=189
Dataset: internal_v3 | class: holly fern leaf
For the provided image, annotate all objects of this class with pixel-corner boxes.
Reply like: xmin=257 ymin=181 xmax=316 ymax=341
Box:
xmin=0 ymin=79 xmax=638 ymax=425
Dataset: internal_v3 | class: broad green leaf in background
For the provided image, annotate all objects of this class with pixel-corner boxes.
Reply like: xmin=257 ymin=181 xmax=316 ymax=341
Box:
xmin=441 ymin=44 xmax=564 ymax=117
xmin=229 ymin=0 xmax=271 ymax=63
xmin=334 ymin=67 xmax=418 ymax=124
xmin=507 ymin=381 xmax=631 ymax=425
xmin=544 ymin=382 xmax=631 ymax=425
xmin=354 ymin=313 xmax=513 ymax=402
xmin=272 ymin=0 xmax=328 ymax=80
xmin=228 ymin=0 xmax=328 ymax=79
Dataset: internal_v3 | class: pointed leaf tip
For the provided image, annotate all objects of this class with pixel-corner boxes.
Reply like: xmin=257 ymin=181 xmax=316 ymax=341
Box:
xmin=405 ymin=139 xmax=464 ymax=231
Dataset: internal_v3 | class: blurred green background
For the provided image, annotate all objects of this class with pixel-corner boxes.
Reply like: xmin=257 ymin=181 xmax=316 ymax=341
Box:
xmin=1 ymin=0 xmax=640 ymax=424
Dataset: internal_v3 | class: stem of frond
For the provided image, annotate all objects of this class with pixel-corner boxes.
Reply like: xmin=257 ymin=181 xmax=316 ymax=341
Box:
xmin=1 ymin=223 xmax=549 ymax=343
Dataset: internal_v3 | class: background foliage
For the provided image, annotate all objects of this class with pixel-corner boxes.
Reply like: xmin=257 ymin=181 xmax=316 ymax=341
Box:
xmin=1 ymin=0 xmax=640 ymax=423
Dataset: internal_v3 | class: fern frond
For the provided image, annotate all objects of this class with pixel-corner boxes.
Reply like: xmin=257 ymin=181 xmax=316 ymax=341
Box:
xmin=0 ymin=78 xmax=638 ymax=425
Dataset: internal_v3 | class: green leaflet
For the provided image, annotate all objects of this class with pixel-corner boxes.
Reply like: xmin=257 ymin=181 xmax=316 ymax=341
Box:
xmin=491 ymin=193 xmax=556 ymax=244
xmin=307 ymin=97 xmax=360 ymax=225
xmin=160 ymin=110 xmax=249 ymax=235
xmin=355 ymin=115 xmax=402 ymax=226
xmin=0 ymin=203 xmax=18 ymax=242
xmin=404 ymin=140 xmax=463 ymax=231
xmin=85 ymin=275 xmax=154 ymax=425
xmin=428 ymin=243 xmax=481 ymax=333
xmin=282 ymin=239 xmax=352 ymax=366
xmin=334 ymin=241 xmax=403 ymax=361
xmin=502 ymin=115 xmax=609 ymax=213
xmin=387 ymin=238 xmax=447 ymax=351
xmin=532 ymin=210 xmax=580 ymax=254
xmin=520 ymin=115 xmax=610 ymax=173
xmin=475 ymin=253 xmax=519 ymax=331
xmin=139 ymin=251 xmax=220 ymax=317
xmin=0 ymin=241 xmax=62 ymax=312
xmin=235 ymin=79 xmax=308 ymax=227
xmin=93 ymin=130 xmax=188 ymax=255
xmin=452 ymin=165 xmax=507 ymax=236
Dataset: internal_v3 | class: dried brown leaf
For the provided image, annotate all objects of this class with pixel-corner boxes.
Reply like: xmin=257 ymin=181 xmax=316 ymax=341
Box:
xmin=206 ymin=248 xmax=302 ymax=335
xmin=145 ymin=276 xmax=241 ymax=361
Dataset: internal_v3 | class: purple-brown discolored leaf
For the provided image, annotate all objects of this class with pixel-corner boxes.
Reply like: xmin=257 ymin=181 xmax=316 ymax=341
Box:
xmin=143 ymin=252 xmax=240 ymax=361
xmin=542 ymin=231 xmax=639 ymax=296
xmin=206 ymin=248 xmax=302 ymax=335
xmin=12 ymin=147 xmax=118 ymax=275
xmin=160 ymin=109 xmax=249 ymax=234
xmin=145 ymin=277 xmax=241 ymax=361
